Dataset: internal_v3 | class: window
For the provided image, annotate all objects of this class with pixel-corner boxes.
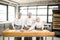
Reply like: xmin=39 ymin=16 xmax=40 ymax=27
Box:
xmin=20 ymin=6 xmax=58 ymax=23
xmin=20 ymin=9 xmax=27 ymax=16
xmin=20 ymin=7 xmax=27 ymax=10
xmin=48 ymin=16 xmax=52 ymax=22
xmin=37 ymin=9 xmax=47 ymax=15
xmin=37 ymin=16 xmax=47 ymax=22
xmin=48 ymin=6 xmax=58 ymax=15
xmin=8 ymin=6 xmax=15 ymax=22
xmin=0 ymin=4 xmax=7 ymax=21
xmin=37 ymin=6 xmax=47 ymax=22
xmin=0 ymin=4 xmax=16 ymax=22
xmin=38 ymin=6 xmax=47 ymax=8
xmin=28 ymin=6 xmax=36 ymax=19
xmin=28 ymin=9 xmax=36 ymax=16
xmin=48 ymin=6 xmax=58 ymax=22
xmin=20 ymin=6 xmax=47 ymax=22
xmin=20 ymin=7 xmax=27 ymax=16
xmin=20 ymin=7 xmax=27 ymax=20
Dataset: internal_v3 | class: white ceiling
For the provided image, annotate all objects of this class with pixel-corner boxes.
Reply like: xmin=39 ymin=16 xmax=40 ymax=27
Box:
xmin=11 ymin=0 xmax=52 ymax=3
xmin=4 ymin=0 xmax=52 ymax=3
xmin=2 ymin=0 xmax=58 ymax=6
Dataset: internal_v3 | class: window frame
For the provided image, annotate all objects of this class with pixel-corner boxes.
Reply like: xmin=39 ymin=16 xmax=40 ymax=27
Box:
xmin=0 ymin=3 xmax=8 ymax=21
xmin=20 ymin=6 xmax=48 ymax=22
xmin=0 ymin=3 xmax=16 ymax=21
xmin=8 ymin=5 xmax=16 ymax=22
xmin=20 ymin=5 xmax=59 ymax=23
xmin=47 ymin=5 xmax=58 ymax=23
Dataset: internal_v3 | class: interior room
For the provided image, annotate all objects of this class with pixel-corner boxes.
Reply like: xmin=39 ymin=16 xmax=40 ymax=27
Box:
xmin=0 ymin=0 xmax=60 ymax=40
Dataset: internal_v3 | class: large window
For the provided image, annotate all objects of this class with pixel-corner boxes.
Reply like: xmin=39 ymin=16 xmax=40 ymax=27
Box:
xmin=20 ymin=6 xmax=47 ymax=22
xmin=0 ymin=4 xmax=16 ymax=22
xmin=37 ymin=6 xmax=47 ymax=22
xmin=8 ymin=6 xmax=15 ymax=22
xmin=20 ymin=6 xmax=37 ymax=20
xmin=0 ymin=4 xmax=7 ymax=21
xmin=48 ymin=6 xmax=58 ymax=22
xmin=28 ymin=6 xmax=36 ymax=19
xmin=20 ymin=7 xmax=27 ymax=16
xmin=20 ymin=6 xmax=58 ymax=23
xmin=20 ymin=7 xmax=27 ymax=20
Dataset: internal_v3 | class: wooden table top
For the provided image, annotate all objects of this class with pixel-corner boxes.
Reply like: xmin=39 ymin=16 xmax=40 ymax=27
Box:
xmin=3 ymin=30 xmax=55 ymax=37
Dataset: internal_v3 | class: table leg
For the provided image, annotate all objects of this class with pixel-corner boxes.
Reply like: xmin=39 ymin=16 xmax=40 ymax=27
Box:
xmin=45 ymin=37 xmax=54 ymax=40
xmin=8 ymin=37 xmax=10 ymax=40
xmin=52 ymin=37 xmax=54 ymax=40
xmin=45 ymin=37 xmax=47 ymax=40
xmin=3 ymin=36 xmax=10 ymax=40
xmin=3 ymin=36 xmax=4 ymax=40
xmin=41 ymin=37 xmax=43 ymax=40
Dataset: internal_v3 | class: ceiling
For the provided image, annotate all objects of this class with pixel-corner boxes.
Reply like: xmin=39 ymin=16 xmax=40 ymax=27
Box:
xmin=4 ymin=0 xmax=52 ymax=3
xmin=1 ymin=0 xmax=60 ymax=6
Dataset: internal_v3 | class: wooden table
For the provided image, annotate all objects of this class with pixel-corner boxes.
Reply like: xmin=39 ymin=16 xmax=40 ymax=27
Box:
xmin=2 ymin=30 xmax=55 ymax=40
